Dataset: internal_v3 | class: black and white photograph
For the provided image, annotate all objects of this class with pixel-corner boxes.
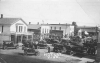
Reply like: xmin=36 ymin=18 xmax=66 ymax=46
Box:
xmin=0 ymin=0 xmax=100 ymax=63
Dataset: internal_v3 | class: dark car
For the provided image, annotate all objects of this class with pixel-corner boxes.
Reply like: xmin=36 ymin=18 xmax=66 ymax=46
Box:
xmin=37 ymin=40 xmax=47 ymax=49
xmin=45 ymin=38 xmax=59 ymax=44
xmin=69 ymin=45 xmax=87 ymax=55
xmin=53 ymin=43 xmax=63 ymax=53
xmin=22 ymin=42 xmax=40 ymax=56
xmin=3 ymin=41 xmax=18 ymax=49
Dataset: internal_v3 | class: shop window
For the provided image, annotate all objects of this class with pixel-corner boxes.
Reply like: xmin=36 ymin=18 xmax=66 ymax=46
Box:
xmin=51 ymin=27 xmax=52 ymax=30
xmin=54 ymin=27 xmax=56 ymax=30
xmin=59 ymin=27 xmax=61 ymax=30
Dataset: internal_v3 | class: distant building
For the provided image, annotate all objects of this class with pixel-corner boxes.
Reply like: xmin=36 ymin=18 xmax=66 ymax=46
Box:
xmin=41 ymin=24 xmax=74 ymax=39
xmin=0 ymin=14 xmax=28 ymax=45
xmin=28 ymin=24 xmax=41 ymax=41
xmin=78 ymin=26 xmax=97 ymax=36
xmin=27 ymin=23 xmax=74 ymax=40
xmin=40 ymin=25 xmax=50 ymax=40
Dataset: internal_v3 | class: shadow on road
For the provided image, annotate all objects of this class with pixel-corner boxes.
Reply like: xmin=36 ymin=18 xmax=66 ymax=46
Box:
xmin=0 ymin=54 xmax=67 ymax=63
xmin=73 ymin=53 xmax=96 ymax=59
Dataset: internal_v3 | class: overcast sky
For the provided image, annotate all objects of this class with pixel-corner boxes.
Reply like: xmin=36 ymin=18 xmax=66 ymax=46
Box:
xmin=0 ymin=0 xmax=100 ymax=26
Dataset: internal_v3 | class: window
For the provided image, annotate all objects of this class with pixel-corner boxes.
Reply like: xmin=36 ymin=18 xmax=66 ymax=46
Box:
xmin=19 ymin=26 xmax=21 ymax=32
xmin=42 ymin=29 xmax=44 ymax=33
xmin=20 ymin=26 xmax=23 ymax=32
xmin=24 ymin=26 xmax=26 ymax=32
xmin=2 ymin=25 xmax=3 ymax=32
xmin=16 ymin=25 xmax=23 ymax=32
xmin=16 ymin=26 xmax=18 ymax=32
xmin=59 ymin=27 xmax=61 ymax=30
xmin=47 ymin=29 xmax=48 ymax=33
xmin=54 ymin=27 xmax=56 ymax=30
xmin=51 ymin=27 xmax=52 ymax=30
xmin=45 ymin=28 xmax=46 ymax=33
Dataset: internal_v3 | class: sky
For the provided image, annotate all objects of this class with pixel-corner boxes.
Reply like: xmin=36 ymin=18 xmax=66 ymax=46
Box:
xmin=0 ymin=0 xmax=100 ymax=26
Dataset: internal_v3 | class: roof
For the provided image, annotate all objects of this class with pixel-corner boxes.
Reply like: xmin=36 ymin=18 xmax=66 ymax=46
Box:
xmin=0 ymin=18 xmax=27 ymax=25
xmin=28 ymin=24 xmax=41 ymax=29
xmin=78 ymin=26 xmax=97 ymax=29
xmin=41 ymin=24 xmax=71 ymax=26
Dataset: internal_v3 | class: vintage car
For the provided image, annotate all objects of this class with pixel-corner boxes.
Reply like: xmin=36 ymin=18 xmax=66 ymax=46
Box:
xmin=45 ymin=38 xmax=59 ymax=44
xmin=3 ymin=41 xmax=18 ymax=49
xmin=23 ymin=47 xmax=39 ymax=56
xmin=37 ymin=40 xmax=47 ymax=49
xmin=22 ymin=42 xmax=40 ymax=56
xmin=53 ymin=43 xmax=63 ymax=53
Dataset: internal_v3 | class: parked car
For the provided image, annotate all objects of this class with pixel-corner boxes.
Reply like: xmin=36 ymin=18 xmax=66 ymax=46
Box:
xmin=22 ymin=41 xmax=40 ymax=56
xmin=53 ymin=43 xmax=63 ymax=53
xmin=3 ymin=41 xmax=18 ymax=49
xmin=23 ymin=47 xmax=39 ymax=56
xmin=37 ymin=40 xmax=47 ymax=49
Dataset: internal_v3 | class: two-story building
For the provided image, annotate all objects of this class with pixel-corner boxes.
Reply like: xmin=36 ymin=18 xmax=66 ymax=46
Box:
xmin=28 ymin=24 xmax=41 ymax=41
xmin=41 ymin=24 xmax=74 ymax=40
xmin=28 ymin=23 xmax=74 ymax=40
xmin=0 ymin=14 xmax=28 ymax=46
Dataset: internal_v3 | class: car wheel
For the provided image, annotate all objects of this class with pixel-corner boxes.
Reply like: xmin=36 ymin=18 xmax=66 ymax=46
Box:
xmin=35 ymin=51 xmax=40 ymax=56
xmin=37 ymin=46 xmax=40 ymax=49
xmin=70 ymin=51 xmax=75 ymax=56
xmin=24 ymin=51 xmax=27 ymax=56
xmin=15 ymin=46 xmax=18 ymax=49
xmin=3 ymin=46 xmax=7 ymax=50
xmin=61 ymin=47 xmax=67 ymax=54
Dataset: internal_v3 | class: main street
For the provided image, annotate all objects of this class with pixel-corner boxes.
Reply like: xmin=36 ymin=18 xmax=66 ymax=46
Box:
xmin=0 ymin=47 xmax=94 ymax=63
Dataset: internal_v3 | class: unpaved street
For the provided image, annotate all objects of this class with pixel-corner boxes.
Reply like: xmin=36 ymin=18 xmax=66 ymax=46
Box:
xmin=0 ymin=48 xmax=94 ymax=63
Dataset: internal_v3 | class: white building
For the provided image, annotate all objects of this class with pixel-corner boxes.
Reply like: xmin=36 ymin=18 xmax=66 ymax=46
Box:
xmin=0 ymin=14 xmax=28 ymax=44
xmin=40 ymin=25 xmax=50 ymax=40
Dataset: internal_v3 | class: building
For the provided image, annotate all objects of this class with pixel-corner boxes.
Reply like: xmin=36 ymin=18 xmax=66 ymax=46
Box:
xmin=40 ymin=25 xmax=50 ymax=40
xmin=77 ymin=26 xmax=98 ymax=39
xmin=41 ymin=24 xmax=74 ymax=39
xmin=78 ymin=26 xmax=97 ymax=35
xmin=0 ymin=14 xmax=28 ymax=46
xmin=28 ymin=24 xmax=41 ymax=41
xmin=27 ymin=23 xmax=74 ymax=40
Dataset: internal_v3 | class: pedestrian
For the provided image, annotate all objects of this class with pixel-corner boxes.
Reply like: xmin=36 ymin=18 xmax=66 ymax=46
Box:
xmin=35 ymin=41 xmax=38 ymax=49
xmin=48 ymin=46 xmax=50 ymax=53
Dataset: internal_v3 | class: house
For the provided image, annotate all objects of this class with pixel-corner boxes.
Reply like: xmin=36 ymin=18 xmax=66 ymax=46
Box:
xmin=0 ymin=14 xmax=28 ymax=45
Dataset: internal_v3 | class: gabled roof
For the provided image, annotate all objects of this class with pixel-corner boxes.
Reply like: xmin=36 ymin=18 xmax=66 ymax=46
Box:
xmin=0 ymin=18 xmax=27 ymax=26
xmin=28 ymin=24 xmax=41 ymax=29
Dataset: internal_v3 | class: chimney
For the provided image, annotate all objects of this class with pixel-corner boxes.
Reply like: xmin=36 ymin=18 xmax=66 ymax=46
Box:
xmin=29 ymin=22 xmax=31 ymax=25
xmin=1 ymin=14 xmax=3 ymax=18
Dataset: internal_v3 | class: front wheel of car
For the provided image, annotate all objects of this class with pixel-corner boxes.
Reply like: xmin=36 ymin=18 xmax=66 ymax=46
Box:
xmin=3 ymin=46 xmax=7 ymax=50
xmin=35 ymin=51 xmax=40 ymax=56
xmin=37 ymin=46 xmax=40 ymax=49
xmin=24 ymin=51 xmax=27 ymax=56
xmin=70 ymin=51 xmax=75 ymax=56
xmin=15 ymin=46 xmax=19 ymax=49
